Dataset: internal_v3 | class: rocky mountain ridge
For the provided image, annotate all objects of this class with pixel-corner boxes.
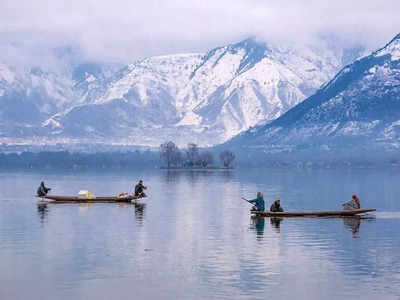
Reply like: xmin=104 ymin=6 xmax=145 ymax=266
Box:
xmin=0 ymin=38 xmax=362 ymax=148
xmin=225 ymin=33 xmax=400 ymax=157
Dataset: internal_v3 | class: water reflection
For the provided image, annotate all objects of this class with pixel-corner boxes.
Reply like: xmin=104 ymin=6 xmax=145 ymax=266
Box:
xmin=342 ymin=216 xmax=361 ymax=237
xmin=36 ymin=201 xmax=147 ymax=226
xmin=3 ymin=169 xmax=400 ymax=300
xmin=250 ymin=215 xmax=377 ymax=238
xmin=342 ymin=215 xmax=376 ymax=238
xmin=270 ymin=217 xmax=283 ymax=233
xmin=220 ymin=169 xmax=235 ymax=182
xmin=163 ymin=169 xmax=235 ymax=185
xmin=163 ymin=169 xmax=181 ymax=183
xmin=250 ymin=216 xmax=265 ymax=240
xmin=78 ymin=202 xmax=93 ymax=215
xmin=134 ymin=203 xmax=146 ymax=226
xmin=37 ymin=201 xmax=49 ymax=224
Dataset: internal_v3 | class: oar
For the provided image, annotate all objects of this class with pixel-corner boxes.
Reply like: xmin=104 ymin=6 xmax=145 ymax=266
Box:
xmin=242 ymin=197 xmax=253 ymax=205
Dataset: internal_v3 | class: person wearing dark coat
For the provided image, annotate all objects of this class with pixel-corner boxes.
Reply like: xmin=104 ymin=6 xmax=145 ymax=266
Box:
xmin=37 ymin=181 xmax=51 ymax=197
xmin=248 ymin=192 xmax=265 ymax=211
xmin=134 ymin=180 xmax=147 ymax=197
xmin=270 ymin=198 xmax=284 ymax=212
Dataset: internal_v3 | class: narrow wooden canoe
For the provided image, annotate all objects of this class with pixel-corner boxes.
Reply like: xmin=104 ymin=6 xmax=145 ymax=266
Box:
xmin=38 ymin=194 xmax=145 ymax=203
xmin=251 ymin=209 xmax=376 ymax=217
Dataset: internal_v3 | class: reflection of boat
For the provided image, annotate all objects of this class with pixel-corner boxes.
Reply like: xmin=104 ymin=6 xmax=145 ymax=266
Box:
xmin=251 ymin=209 xmax=376 ymax=217
xmin=37 ymin=194 xmax=146 ymax=203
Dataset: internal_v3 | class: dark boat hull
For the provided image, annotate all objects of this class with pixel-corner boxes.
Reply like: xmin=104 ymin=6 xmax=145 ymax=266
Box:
xmin=38 ymin=195 xmax=145 ymax=203
xmin=251 ymin=209 xmax=376 ymax=217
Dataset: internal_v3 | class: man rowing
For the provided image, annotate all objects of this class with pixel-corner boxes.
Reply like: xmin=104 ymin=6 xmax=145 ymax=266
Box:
xmin=247 ymin=192 xmax=265 ymax=211
xmin=134 ymin=180 xmax=147 ymax=197
xmin=270 ymin=198 xmax=284 ymax=212
xmin=342 ymin=194 xmax=361 ymax=210
xmin=37 ymin=181 xmax=51 ymax=197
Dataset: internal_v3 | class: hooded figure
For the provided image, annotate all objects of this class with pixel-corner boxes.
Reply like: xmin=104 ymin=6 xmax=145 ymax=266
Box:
xmin=270 ymin=198 xmax=284 ymax=212
xmin=37 ymin=181 xmax=51 ymax=197
xmin=249 ymin=192 xmax=265 ymax=211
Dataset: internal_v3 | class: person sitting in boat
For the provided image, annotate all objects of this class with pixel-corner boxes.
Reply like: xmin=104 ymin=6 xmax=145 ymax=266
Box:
xmin=134 ymin=180 xmax=147 ymax=197
xmin=270 ymin=198 xmax=284 ymax=212
xmin=37 ymin=181 xmax=51 ymax=197
xmin=342 ymin=194 xmax=361 ymax=210
xmin=248 ymin=192 xmax=265 ymax=211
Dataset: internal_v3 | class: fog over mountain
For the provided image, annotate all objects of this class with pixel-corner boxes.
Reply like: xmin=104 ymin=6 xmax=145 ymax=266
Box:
xmin=225 ymin=33 xmax=400 ymax=160
xmin=1 ymin=0 xmax=399 ymax=64
xmin=0 ymin=38 xmax=363 ymax=148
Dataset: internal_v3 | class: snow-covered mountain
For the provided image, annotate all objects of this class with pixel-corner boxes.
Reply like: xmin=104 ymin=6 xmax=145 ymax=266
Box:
xmin=0 ymin=38 xmax=362 ymax=148
xmin=226 ymin=33 xmax=400 ymax=155
xmin=0 ymin=63 xmax=74 ymax=136
xmin=0 ymin=61 xmax=115 ymax=141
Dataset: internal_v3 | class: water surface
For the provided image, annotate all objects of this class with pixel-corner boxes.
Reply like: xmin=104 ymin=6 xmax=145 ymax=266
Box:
xmin=0 ymin=168 xmax=399 ymax=300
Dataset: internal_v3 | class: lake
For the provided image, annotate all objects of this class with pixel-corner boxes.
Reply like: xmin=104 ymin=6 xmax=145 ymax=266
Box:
xmin=0 ymin=168 xmax=400 ymax=300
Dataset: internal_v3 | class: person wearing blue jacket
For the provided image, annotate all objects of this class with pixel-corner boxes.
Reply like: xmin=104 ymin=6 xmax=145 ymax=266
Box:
xmin=248 ymin=192 xmax=265 ymax=211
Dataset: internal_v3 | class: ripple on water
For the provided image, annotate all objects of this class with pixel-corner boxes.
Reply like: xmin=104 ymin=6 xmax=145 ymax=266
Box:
xmin=374 ymin=211 xmax=400 ymax=219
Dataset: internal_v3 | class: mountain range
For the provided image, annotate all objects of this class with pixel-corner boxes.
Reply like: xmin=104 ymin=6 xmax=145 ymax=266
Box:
xmin=0 ymin=38 xmax=363 ymax=148
xmin=225 ymin=33 xmax=400 ymax=159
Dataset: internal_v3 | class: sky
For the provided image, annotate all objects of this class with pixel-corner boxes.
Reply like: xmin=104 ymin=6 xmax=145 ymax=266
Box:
xmin=1 ymin=0 xmax=400 ymax=66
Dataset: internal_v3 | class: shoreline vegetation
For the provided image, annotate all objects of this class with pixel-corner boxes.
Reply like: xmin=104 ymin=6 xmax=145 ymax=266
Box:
xmin=0 ymin=142 xmax=237 ymax=170
xmin=160 ymin=166 xmax=234 ymax=170
xmin=1 ymin=141 xmax=400 ymax=170
xmin=159 ymin=141 xmax=235 ymax=169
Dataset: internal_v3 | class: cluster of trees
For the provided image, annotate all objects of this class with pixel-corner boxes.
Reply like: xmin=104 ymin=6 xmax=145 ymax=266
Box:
xmin=159 ymin=141 xmax=235 ymax=168
xmin=0 ymin=150 xmax=158 ymax=169
xmin=0 ymin=144 xmax=236 ymax=170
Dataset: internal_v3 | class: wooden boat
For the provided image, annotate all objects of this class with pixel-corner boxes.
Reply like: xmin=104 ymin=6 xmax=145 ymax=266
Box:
xmin=38 ymin=194 xmax=146 ymax=203
xmin=251 ymin=208 xmax=376 ymax=217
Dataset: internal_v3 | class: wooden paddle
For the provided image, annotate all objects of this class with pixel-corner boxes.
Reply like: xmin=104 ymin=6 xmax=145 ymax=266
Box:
xmin=242 ymin=197 xmax=253 ymax=205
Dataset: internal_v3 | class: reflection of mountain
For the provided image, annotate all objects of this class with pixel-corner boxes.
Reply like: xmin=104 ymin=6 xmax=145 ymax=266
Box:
xmin=226 ymin=33 xmax=400 ymax=155
xmin=1 ymin=170 xmax=399 ymax=299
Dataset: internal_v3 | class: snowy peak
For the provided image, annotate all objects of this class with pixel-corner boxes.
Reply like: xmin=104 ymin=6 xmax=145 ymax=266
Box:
xmin=230 ymin=38 xmax=271 ymax=75
xmin=0 ymin=37 xmax=364 ymax=147
xmin=375 ymin=33 xmax=400 ymax=61
xmin=229 ymin=33 xmax=400 ymax=153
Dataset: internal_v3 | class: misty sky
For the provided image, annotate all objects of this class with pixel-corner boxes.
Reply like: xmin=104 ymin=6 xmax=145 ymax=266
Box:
xmin=1 ymin=0 xmax=400 ymax=66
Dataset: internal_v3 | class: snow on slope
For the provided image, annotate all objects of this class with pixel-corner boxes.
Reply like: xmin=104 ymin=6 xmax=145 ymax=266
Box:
xmin=43 ymin=38 xmax=359 ymax=147
xmin=227 ymin=33 xmax=400 ymax=153
xmin=0 ymin=37 xmax=363 ymax=147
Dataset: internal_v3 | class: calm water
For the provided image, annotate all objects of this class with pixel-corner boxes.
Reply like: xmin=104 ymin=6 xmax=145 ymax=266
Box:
xmin=0 ymin=168 xmax=400 ymax=300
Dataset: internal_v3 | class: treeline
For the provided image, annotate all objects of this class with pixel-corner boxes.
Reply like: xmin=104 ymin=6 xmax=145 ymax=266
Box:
xmin=0 ymin=150 xmax=159 ymax=169
xmin=159 ymin=141 xmax=235 ymax=168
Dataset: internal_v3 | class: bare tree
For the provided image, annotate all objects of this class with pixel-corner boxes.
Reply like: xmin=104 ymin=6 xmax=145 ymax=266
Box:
xmin=171 ymin=149 xmax=182 ymax=167
xmin=200 ymin=152 xmax=214 ymax=167
xmin=160 ymin=141 xmax=181 ymax=168
xmin=186 ymin=143 xmax=199 ymax=167
xmin=219 ymin=150 xmax=235 ymax=168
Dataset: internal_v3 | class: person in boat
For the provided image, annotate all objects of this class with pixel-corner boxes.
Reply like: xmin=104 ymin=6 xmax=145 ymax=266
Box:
xmin=37 ymin=181 xmax=51 ymax=197
xmin=134 ymin=180 xmax=147 ymax=197
xmin=248 ymin=192 xmax=265 ymax=211
xmin=342 ymin=194 xmax=361 ymax=210
xmin=270 ymin=198 xmax=284 ymax=212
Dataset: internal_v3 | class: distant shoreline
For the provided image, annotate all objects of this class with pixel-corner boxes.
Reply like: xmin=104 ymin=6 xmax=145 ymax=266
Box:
xmin=160 ymin=167 xmax=234 ymax=170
